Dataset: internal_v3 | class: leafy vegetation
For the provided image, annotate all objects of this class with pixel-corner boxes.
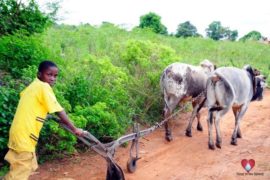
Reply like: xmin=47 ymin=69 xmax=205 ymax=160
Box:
xmin=139 ymin=12 xmax=168 ymax=35
xmin=175 ymin=21 xmax=200 ymax=38
xmin=0 ymin=0 xmax=52 ymax=36
xmin=0 ymin=32 xmax=50 ymax=77
xmin=239 ymin=31 xmax=262 ymax=42
xmin=206 ymin=21 xmax=238 ymax=41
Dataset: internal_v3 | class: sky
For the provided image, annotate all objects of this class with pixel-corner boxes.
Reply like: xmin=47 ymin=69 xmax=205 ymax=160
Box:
xmin=37 ymin=0 xmax=270 ymax=38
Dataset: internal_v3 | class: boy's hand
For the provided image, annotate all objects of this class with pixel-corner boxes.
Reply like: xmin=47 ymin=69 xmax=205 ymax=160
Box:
xmin=73 ymin=128 xmax=85 ymax=137
xmin=56 ymin=111 xmax=86 ymax=137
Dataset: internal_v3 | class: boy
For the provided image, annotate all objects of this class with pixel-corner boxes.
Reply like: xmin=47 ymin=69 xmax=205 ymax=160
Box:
xmin=3 ymin=60 xmax=84 ymax=180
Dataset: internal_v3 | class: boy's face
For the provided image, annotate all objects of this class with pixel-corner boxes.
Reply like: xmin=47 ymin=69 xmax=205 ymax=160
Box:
xmin=38 ymin=66 xmax=58 ymax=86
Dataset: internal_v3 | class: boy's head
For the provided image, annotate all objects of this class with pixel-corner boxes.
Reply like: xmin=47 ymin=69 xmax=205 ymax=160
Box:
xmin=37 ymin=60 xmax=58 ymax=86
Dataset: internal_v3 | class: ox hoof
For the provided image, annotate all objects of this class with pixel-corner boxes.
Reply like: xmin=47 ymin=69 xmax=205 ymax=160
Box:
xmin=231 ymin=139 xmax=238 ymax=146
xmin=185 ymin=130 xmax=192 ymax=137
xmin=165 ymin=135 xmax=173 ymax=142
xmin=216 ymin=142 xmax=222 ymax=149
xmin=208 ymin=143 xmax=215 ymax=150
xmin=197 ymin=124 xmax=203 ymax=131
xmin=165 ymin=131 xmax=173 ymax=142
xmin=237 ymin=132 xmax=242 ymax=138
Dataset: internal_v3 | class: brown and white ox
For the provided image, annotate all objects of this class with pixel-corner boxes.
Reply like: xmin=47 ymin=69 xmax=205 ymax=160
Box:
xmin=160 ymin=59 xmax=215 ymax=141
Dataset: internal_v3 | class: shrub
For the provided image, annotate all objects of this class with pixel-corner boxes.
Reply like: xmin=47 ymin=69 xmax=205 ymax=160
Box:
xmin=121 ymin=40 xmax=179 ymax=122
xmin=0 ymin=75 xmax=24 ymax=160
xmin=72 ymin=103 xmax=123 ymax=139
xmin=0 ymin=33 xmax=49 ymax=77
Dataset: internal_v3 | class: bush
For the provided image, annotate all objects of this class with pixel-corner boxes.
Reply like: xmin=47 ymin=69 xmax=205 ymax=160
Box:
xmin=37 ymin=119 xmax=77 ymax=161
xmin=0 ymin=75 xmax=24 ymax=160
xmin=121 ymin=40 xmax=179 ymax=122
xmin=0 ymin=0 xmax=51 ymax=36
xmin=0 ymin=33 xmax=49 ymax=77
xmin=72 ymin=103 xmax=123 ymax=139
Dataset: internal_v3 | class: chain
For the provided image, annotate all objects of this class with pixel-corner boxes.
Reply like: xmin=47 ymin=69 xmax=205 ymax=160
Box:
xmin=153 ymin=103 xmax=189 ymax=129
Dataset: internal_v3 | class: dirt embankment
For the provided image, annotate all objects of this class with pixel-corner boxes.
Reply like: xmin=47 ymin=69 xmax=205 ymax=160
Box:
xmin=31 ymin=89 xmax=270 ymax=180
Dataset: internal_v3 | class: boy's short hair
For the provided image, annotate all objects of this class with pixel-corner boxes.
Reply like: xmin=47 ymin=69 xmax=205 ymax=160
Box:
xmin=38 ymin=60 xmax=57 ymax=73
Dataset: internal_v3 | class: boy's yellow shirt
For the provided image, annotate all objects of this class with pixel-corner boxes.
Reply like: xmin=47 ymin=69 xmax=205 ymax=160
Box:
xmin=8 ymin=78 xmax=63 ymax=152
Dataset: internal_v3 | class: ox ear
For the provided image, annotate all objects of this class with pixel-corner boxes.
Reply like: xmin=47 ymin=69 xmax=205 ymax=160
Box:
xmin=200 ymin=60 xmax=215 ymax=73
xmin=253 ymin=68 xmax=261 ymax=76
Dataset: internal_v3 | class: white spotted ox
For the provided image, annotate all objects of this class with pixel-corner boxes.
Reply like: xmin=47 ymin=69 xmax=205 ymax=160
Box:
xmin=206 ymin=65 xmax=266 ymax=150
xmin=160 ymin=60 xmax=215 ymax=141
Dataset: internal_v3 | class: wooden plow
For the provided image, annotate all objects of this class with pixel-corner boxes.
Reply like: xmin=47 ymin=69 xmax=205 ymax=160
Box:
xmin=48 ymin=107 xmax=184 ymax=180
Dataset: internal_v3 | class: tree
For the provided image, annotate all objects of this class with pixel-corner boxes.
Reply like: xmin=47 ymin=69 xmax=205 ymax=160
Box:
xmin=175 ymin=21 xmax=199 ymax=38
xmin=42 ymin=0 xmax=62 ymax=23
xmin=206 ymin=21 xmax=238 ymax=41
xmin=239 ymin=31 xmax=262 ymax=42
xmin=139 ymin=12 xmax=168 ymax=35
xmin=225 ymin=29 xmax=238 ymax=41
xmin=0 ymin=0 xmax=52 ymax=36
xmin=206 ymin=21 xmax=226 ymax=40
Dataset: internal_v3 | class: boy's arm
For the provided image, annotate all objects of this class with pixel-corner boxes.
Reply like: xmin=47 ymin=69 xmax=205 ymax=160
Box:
xmin=56 ymin=110 xmax=84 ymax=136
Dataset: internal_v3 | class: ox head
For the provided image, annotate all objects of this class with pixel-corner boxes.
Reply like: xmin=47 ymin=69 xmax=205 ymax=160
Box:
xmin=244 ymin=65 xmax=267 ymax=101
xmin=253 ymin=75 xmax=267 ymax=101
xmin=200 ymin=59 xmax=215 ymax=74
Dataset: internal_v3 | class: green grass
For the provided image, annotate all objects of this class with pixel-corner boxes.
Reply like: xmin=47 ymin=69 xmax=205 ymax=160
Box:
xmin=44 ymin=24 xmax=270 ymax=83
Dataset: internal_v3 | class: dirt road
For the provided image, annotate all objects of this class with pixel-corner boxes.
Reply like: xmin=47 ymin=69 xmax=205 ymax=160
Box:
xmin=31 ymin=89 xmax=270 ymax=180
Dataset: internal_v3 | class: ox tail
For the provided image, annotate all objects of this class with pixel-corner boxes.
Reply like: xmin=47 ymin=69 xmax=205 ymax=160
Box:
xmin=197 ymin=97 xmax=206 ymax=113
xmin=207 ymin=72 xmax=235 ymax=113
xmin=213 ymin=72 xmax=236 ymax=100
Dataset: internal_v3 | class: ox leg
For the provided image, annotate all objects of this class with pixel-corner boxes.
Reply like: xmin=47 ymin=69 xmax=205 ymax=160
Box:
xmin=185 ymin=103 xmax=200 ymax=137
xmin=233 ymin=107 xmax=242 ymax=138
xmin=163 ymin=94 xmax=180 ymax=142
xmin=215 ymin=112 xmax=222 ymax=148
xmin=237 ymin=128 xmax=242 ymax=138
xmin=196 ymin=112 xmax=203 ymax=131
xmin=196 ymin=97 xmax=206 ymax=132
xmin=164 ymin=106 xmax=173 ymax=142
xmin=207 ymin=111 xmax=215 ymax=150
xmin=231 ymin=105 xmax=248 ymax=145
xmin=215 ymin=108 xmax=229 ymax=148
xmin=164 ymin=121 xmax=173 ymax=141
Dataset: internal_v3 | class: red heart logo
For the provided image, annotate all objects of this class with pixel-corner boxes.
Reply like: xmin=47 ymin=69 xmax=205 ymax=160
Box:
xmin=241 ymin=159 xmax=255 ymax=172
